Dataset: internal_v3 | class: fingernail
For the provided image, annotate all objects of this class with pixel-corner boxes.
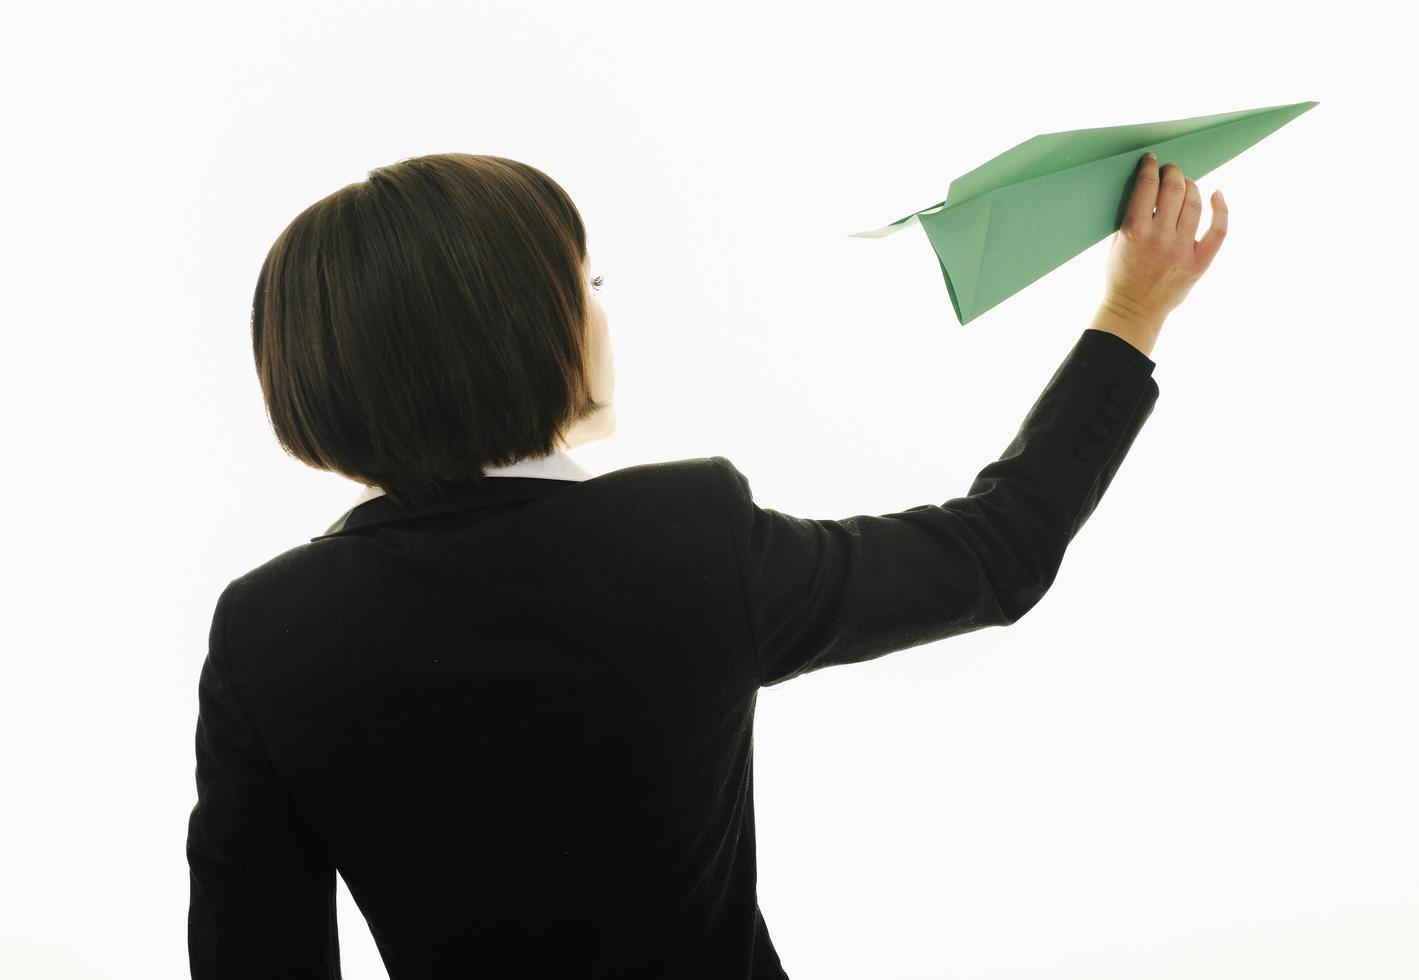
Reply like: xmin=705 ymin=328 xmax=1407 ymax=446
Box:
xmin=1145 ymin=151 xmax=1156 ymax=160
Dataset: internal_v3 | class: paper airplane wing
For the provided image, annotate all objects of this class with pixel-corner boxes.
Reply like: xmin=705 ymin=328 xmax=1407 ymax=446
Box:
xmin=850 ymin=100 xmax=1318 ymax=324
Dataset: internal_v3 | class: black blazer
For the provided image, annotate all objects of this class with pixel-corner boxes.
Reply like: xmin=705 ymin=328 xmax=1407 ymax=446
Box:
xmin=187 ymin=327 xmax=1159 ymax=979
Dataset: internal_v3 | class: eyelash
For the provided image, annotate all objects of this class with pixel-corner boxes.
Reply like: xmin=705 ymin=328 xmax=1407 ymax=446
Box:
xmin=590 ymin=274 xmax=604 ymax=293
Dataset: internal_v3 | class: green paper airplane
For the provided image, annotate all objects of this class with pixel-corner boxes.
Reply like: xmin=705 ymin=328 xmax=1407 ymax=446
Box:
xmin=850 ymin=100 xmax=1319 ymax=325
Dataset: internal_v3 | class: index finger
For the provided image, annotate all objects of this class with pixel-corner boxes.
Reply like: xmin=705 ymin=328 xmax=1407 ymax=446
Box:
xmin=1123 ymin=152 xmax=1160 ymax=230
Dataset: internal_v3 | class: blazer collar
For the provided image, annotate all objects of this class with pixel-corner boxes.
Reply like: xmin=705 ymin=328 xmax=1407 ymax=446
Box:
xmin=312 ymin=448 xmax=595 ymax=542
xmin=310 ymin=476 xmax=583 ymax=542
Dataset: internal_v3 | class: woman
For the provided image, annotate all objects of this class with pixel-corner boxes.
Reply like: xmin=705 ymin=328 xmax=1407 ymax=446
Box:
xmin=187 ymin=151 xmax=1225 ymax=978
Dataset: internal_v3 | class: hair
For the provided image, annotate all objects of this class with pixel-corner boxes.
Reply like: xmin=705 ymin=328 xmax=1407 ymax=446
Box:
xmin=251 ymin=153 xmax=606 ymax=511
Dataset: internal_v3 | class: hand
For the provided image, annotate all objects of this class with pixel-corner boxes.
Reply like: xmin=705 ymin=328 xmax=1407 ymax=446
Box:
xmin=1100 ymin=153 xmax=1229 ymax=334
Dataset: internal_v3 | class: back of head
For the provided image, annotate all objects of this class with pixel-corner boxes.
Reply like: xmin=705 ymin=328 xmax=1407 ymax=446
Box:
xmin=251 ymin=153 xmax=605 ymax=510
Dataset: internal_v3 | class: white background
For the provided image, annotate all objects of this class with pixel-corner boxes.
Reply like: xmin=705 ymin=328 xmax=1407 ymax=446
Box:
xmin=4 ymin=1 xmax=1415 ymax=977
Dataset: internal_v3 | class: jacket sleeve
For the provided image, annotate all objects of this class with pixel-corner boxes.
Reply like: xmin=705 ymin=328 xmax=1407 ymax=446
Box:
xmin=717 ymin=327 xmax=1161 ymax=688
xmin=186 ymin=585 xmax=342 ymax=978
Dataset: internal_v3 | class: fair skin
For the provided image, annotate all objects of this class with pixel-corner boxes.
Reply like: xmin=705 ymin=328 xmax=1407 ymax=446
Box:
xmin=553 ymin=256 xmax=617 ymax=451
xmin=1088 ymin=152 xmax=1228 ymax=358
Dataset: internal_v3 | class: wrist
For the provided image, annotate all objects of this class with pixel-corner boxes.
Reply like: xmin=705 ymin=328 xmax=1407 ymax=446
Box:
xmin=1090 ymin=301 xmax=1162 ymax=358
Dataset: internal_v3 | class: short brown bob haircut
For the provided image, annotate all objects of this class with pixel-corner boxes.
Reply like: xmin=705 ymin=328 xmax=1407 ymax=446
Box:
xmin=251 ymin=153 xmax=606 ymax=511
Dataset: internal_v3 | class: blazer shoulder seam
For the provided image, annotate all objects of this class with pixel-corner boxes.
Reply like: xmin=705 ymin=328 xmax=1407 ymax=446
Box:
xmin=711 ymin=457 xmax=768 ymax=689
